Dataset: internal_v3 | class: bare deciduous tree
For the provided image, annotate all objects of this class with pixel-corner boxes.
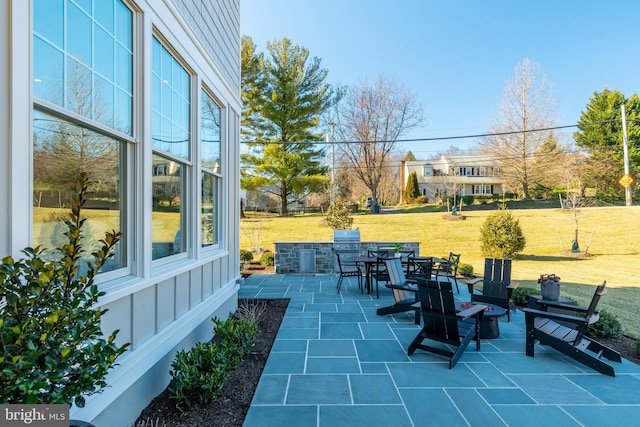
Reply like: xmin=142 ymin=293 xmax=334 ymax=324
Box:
xmin=331 ymin=75 xmax=423 ymax=209
xmin=483 ymin=58 xmax=558 ymax=199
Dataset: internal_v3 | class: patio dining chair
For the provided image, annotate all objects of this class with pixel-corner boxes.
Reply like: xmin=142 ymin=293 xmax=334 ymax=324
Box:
xmin=406 ymin=256 xmax=434 ymax=284
xmin=335 ymin=252 xmax=363 ymax=293
xmin=434 ymin=252 xmax=461 ymax=293
xmin=368 ymin=249 xmax=392 ymax=298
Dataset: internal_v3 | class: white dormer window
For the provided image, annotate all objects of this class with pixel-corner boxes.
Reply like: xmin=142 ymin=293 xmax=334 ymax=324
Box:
xmin=423 ymin=167 xmax=432 ymax=176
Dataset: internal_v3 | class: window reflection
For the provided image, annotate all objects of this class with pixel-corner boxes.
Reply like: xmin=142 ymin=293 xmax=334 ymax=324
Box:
xmin=32 ymin=110 xmax=125 ymax=273
xmin=201 ymin=90 xmax=221 ymax=173
xmin=33 ymin=0 xmax=133 ymax=136
xmin=201 ymin=172 xmax=218 ymax=247
xmin=201 ymin=90 xmax=221 ymax=248
xmin=152 ymin=154 xmax=185 ymax=259
xmin=152 ymin=37 xmax=190 ymax=160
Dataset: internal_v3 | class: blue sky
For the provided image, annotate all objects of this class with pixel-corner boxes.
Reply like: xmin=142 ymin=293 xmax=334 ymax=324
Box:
xmin=240 ymin=0 xmax=640 ymax=157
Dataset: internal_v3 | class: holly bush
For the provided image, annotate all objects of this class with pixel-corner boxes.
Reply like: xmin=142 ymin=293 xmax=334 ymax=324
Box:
xmin=0 ymin=173 xmax=129 ymax=407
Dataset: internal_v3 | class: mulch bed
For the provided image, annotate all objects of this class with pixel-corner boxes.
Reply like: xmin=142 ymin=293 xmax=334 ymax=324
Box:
xmin=135 ymin=298 xmax=288 ymax=427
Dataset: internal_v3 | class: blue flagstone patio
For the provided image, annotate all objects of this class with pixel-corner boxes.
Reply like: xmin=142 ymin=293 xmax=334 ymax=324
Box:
xmin=239 ymin=273 xmax=640 ymax=427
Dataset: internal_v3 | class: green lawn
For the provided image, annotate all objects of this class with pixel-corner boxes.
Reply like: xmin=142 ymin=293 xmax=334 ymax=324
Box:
xmin=241 ymin=206 xmax=640 ymax=338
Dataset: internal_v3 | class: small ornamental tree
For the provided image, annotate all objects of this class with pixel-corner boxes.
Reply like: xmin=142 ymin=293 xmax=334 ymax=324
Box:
xmin=404 ymin=171 xmax=420 ymax=203
xmin=480 ymin=209 xmax=526 ymax=259
xmin=0 ymin=173 xmax=129 ymax=407
xmin=325 ymin=197 xmax=354 ymax=230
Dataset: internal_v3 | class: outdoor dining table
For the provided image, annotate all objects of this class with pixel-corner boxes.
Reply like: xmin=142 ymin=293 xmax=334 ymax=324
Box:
xmin=354 ymin=255 xmax=447 ymax=297
xmin=353 ymin=256 xmax=377 ymax=296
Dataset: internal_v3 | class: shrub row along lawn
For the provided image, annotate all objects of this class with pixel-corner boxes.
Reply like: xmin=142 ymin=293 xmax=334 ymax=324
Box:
xmin=241 ymin=206 xmax=640 ymax=338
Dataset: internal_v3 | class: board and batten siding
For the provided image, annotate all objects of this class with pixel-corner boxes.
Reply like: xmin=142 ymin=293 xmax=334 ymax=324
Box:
xmin=1 ymin=0 xmax=242 ymax=426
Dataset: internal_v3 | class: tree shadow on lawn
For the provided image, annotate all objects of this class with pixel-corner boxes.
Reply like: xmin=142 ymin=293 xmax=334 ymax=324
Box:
xmin=518 ymin=254 xmax=587 ymax=262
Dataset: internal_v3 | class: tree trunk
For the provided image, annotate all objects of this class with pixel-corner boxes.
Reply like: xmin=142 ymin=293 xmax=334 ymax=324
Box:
xmin=280 ymin=193 xmax=288 ymax=216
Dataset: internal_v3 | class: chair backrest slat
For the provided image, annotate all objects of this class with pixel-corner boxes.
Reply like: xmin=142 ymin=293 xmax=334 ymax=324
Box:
xmin=574 ymin=281 xmax=606 ymax=346
xmin=482 ymin=258 xmax=512 ymax=299
xmin=416 ymin=278 xmax=460 ymax=344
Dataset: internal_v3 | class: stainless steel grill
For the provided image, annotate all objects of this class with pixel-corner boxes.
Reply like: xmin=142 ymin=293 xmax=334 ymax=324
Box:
xmin=333 ymin=229 xmax=361 ymax=253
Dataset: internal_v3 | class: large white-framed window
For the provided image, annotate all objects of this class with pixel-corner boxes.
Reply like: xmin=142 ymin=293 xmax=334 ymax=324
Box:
xmin=151 ymin=36 xmax=191 ymax=261
xmin=465 ymin=167 xmax=473 ymax=176
xmin=473 ymin=184 xmax=494 ymax=195
xmin=32 ymin=0 xmax=133 ymax=275
xmin=201 ymin=88 xmax=222 ymax=248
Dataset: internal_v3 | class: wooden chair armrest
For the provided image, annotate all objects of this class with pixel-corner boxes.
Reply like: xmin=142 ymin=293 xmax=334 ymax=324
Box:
xmin=457 ymin=304 xmax=487 ymax=320
xmin=507 ymin=281 xmax=518 ymax=289
xmin=387 ymin=283 xmax=418 ymax=292
xmin=537 ymin=300 xmax=587 ymax=313
xmin=465 ymin=277 xmax=483 ymax=286
xmin=521 ymin=307 xmax=589 ymax=326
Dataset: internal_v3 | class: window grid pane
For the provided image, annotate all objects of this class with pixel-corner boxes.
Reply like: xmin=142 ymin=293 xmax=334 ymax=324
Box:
xmin=152 ymin=37 xmax=190 ymax=160
xmin=201 ymin=172 xmax=218 ymax=247
xmin=33 ymin=0 xmax=133 ymax=136
xmin=152 ymin=153 xmax=185 ymax=259
xmin=32 ymin=109 xmax=125 ymax=273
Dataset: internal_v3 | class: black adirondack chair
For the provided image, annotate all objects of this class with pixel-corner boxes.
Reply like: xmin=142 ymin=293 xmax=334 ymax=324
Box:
xmin=522 ymin=281 xmax=622 ymax=376
xmin=466 ymin=258 xmax=518 ymax=322
xmin=335 ymin=252 xmax=362 ymax=293
xmin=376 ymin=258 xmax=420 ymax=324
xmin=408 ymin=278 xmax=486 ymax=369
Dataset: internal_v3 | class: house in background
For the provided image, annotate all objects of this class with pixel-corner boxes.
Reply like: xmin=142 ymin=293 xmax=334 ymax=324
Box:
xmin=1 ymin=0 xmax=241 ymax=425
xmin=401 ymin=155 xmax=504 ymax=201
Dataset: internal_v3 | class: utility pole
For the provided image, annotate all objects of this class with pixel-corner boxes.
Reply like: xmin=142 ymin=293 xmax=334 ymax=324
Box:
xmin=328 ymin=123 xmax=336 ymax=204
xmin=621 ymin=105 xmax=633 ymax=206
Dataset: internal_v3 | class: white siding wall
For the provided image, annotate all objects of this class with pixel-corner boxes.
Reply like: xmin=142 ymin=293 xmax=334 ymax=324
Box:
xmin=0 ymin=0 xmax=8 ymax=258
xmin=1 ymin=0 xmax=242 ymax=425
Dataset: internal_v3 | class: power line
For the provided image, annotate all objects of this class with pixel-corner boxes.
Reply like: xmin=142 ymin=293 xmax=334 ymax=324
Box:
xmin=240 ymin=119 xmax=625 ymax=145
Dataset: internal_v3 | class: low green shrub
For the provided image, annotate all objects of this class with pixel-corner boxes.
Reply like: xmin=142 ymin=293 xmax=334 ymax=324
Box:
xmin=260 ymin=251 xmax=275 ymax=266
xmin=458 ymin=263 xmax=474 ymax=277
xmin=213 ymin=317 xmax=258 ymax=365
xmin=169 ymin=315 xmax=259 ymax=407
xmin=511 ymin=286 xmax=539 ymax=306
xmin=415 ymin=195 xmax=428 ymax=204
xmin=168 ymin=342 xmax=230 ymax=407
xmin=480 ymin=210 xmax=526 ymax=259
xmin=462 ymin=195 xmax=474 ymax=206
xmin=587 ymin=309 xmax=623 ymax=338
xmin=240 ymin=249 xmax=254 ymax=262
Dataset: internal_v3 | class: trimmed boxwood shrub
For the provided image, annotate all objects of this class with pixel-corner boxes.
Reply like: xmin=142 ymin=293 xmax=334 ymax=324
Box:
xmin=260 ymin=251 xmax=274 ymax=266
xmin=240 ymin=249 xmax=254 ymax=262
xmin=587 ymin=309 xmax=623 ymax=338
xmin=169 ymin=315 xmax=258 ymax=407
xmin=480 ymin=210 xmax=526 ymax=259
xmin=458 ymin=263 xmax=474 ymax=277
xmin=511 ymin=286 xmax=540 ymax=306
